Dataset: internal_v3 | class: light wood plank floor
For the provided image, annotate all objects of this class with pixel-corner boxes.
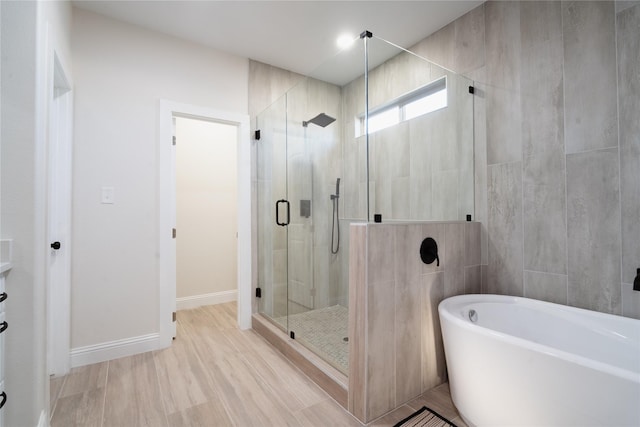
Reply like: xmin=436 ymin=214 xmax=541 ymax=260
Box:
xmin=50 ymin=302 xmax=466 ymax=426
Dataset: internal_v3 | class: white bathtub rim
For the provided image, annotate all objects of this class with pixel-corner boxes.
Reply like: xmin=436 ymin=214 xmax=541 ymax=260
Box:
xmin=440 ymin=293 xmax=640 ymax=322
xmin=439 ymin=294 xmax=640 ymax=384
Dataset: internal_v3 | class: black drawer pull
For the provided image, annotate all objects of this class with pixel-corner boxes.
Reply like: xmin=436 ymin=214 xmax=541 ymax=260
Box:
xmin=0 ymin=392 xmax=6 ymax=409
xmin=0 ymin=292 xmax=6 ymax=303
xmin=0 ymin=321 xmax=7 ymax=334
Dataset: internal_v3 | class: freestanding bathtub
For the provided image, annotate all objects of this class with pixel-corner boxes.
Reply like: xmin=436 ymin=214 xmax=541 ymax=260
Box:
xmin=439 ymin=294 xmax=640 ymax=427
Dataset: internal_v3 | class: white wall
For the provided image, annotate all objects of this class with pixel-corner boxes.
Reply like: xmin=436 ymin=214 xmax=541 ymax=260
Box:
xmin=70 ymin=8 xmax=248 ymax=352
xmin=176 ymin=117 xmax=237 ymax=301
xmin=1 ymin=0 xmax=72 ymax=424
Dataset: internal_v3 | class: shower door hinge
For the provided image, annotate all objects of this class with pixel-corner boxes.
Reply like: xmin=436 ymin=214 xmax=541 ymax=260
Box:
xmin=468 ymin=86 xmax=475 ymax=94
xmin=254 ymin=129 xmax=261 ymax=140
xmin=172 ymin=311 xmax=177 ymax=322
xmin=255 ymin=287 xmax=262 ymax=298
xmin=290 ymin=331 xmax=295 ymax=339
xmin=172 ymin=136 xmax=176 ymax=146
xmin=172 ymin=228 xmax=176 ymax=239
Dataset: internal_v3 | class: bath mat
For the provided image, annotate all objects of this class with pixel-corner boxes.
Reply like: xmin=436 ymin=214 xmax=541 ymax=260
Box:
xmin=393 ymin=406 xmax=458 ymax=427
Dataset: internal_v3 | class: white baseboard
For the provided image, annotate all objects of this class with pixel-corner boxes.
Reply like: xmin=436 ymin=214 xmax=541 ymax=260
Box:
xmin=70 ymin=333 xmax=161 ymax=368
xmin=68 ymin=291 xmax=237 ymax=368
xmin=176 ymin=289 xmax=237 ymax=310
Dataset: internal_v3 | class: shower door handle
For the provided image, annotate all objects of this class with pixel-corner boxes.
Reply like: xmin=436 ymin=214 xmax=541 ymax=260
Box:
xmin=276 ymin=199 xmax=290 ymax=226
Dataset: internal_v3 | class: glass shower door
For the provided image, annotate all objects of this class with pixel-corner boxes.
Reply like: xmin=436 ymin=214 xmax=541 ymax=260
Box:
xmin=285 ymin=86 xmax=316 ymax=320
xmin=256 ymin=95 xmax=289 ymax=328
xmin=256 ymin=91 xmax=318 ymax=333
xmin=284 ymin=80 xmax=349 ymax=374
xmin=256 ymin=82 xmax=348 ymax=374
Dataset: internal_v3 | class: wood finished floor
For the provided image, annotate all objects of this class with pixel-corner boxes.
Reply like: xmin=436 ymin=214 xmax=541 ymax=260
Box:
xmin=50 ymin=302 xmax=466 ymax=426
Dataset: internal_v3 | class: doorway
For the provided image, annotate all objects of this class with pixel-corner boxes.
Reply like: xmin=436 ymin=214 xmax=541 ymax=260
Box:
xmin=158 ymin=100 xmax=251 ymax=347
xmin=175 ymin=117 xmax=238 ymax=309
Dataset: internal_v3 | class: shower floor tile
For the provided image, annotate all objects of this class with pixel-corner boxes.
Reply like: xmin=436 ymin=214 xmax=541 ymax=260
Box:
xmin=275 ymin=305 xmax=349 ymax=374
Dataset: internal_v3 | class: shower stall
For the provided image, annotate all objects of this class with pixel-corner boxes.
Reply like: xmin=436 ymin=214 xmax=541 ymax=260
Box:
xmin=255 ymin=32 xmax=474 ymax=376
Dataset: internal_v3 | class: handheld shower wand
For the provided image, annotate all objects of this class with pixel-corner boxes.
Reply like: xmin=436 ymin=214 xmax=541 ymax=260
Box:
xmin=331 ymin=178 xmax=341 ymax=199
xmin=331 ymin=178 xmax=341 ymax=254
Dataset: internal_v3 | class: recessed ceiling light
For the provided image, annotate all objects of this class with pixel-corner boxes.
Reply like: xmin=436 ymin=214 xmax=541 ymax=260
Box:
xmin=336 ymin=34 xmax=356 ymax=50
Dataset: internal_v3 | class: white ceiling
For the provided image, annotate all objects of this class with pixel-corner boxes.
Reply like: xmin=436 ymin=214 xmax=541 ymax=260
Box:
xmin=72 ymin=1 xmax=482 ymax=84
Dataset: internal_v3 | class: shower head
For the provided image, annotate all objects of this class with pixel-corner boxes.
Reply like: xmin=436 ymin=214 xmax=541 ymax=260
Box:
xmin=302 ymin=113 xmax=336 ymax=128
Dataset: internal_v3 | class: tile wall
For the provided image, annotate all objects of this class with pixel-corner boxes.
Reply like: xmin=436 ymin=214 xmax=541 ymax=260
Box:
xmin=409 ymin=1 xmax=640 ymax=318
xmin=348 ymin=221 xmax=481 ymax=423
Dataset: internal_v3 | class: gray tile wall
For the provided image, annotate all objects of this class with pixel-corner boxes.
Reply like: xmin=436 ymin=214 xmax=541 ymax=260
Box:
xmin=249 ymin=1 xmax=640 ymax=324
xmin=567 ymin=148 xmax=621 ymax=313
xmin=409 ymin=1 xmax=639 ymax=318
xmin=348 ymin=221 xmax=481 ymax=423
xmin=487 ymin=162 xmax=523 ymax=296
xmin=562 ymin=1 xmax=618 ymax=155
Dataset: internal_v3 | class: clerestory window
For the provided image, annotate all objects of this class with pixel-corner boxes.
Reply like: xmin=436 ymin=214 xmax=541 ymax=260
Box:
xmin=355 ymin=76 xmax=447 ymax=137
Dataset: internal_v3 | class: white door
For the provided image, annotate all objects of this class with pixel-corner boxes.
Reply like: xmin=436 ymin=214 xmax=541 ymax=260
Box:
xmin=47 ymin=54 xmax=72 ymax=376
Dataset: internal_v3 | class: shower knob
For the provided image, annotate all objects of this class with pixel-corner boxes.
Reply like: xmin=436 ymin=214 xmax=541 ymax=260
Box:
xmin=420 ymin=237 xmax=439 ymax=266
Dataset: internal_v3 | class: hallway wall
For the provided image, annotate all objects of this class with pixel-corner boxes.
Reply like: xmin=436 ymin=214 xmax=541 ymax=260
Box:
xmin=176 ymin=117 xmax=238 ymax=304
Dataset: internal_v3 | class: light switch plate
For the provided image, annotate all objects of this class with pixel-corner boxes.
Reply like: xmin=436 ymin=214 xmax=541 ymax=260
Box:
xmin=101 ymin=186 xmax=115 ymax=204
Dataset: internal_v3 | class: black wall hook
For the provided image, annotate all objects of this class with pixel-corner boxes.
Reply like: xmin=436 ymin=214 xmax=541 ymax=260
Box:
xmin=420 ymin=237 xmax=439 ymax=266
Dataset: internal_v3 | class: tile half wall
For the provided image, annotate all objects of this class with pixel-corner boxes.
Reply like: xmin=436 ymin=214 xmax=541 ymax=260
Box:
xmin=348 ymin=221 xmax=481 ymax=423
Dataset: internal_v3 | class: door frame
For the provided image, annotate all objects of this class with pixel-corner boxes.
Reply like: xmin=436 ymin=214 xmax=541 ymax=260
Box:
xmin=158 ymin=100 xmax=251 ymax=347
xmin=47 ymin=52 xmax=73 ymax=377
